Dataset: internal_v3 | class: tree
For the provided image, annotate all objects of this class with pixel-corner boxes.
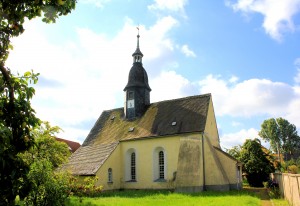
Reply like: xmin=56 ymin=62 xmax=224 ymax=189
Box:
xmin=0 ymin=1 xmax=76 ymax=205
xmin=22 ymin=121 xmax=71 ymax=168
xmin=259 ymin=117 xmax=300 ymax=161
xmin=226 ymin=145 xmax=242 ymax=160
xmin=0 ymin=71 xmax=40 ymax=205
xmin=240 ymin=139 xmax=275 ymax=187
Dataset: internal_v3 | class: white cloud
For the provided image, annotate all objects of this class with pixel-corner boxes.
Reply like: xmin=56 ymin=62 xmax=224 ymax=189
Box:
xmin=199 ymin=73 xmax=300 ymax=139
xmin=148 ymin=0 xmax=188 ymax=18
xmin=181 ymin=44 xmax=196 ymax=58
xmin=199 ymin=75 xmax=296 ymax=117
xmin=285 ymin=85 xmax=300 ymax=129
xmin=220 ymin=128 xmax=259 ymax=149
xmin=229 ymin=75 xmax=239 ymax=83
xmin=148 ymin=0 xmax=188 ymax=12
xmin=151 ymin=70 xmax=198 ymax=102
xmin=227 ymin=0 xmax=300 ymax=41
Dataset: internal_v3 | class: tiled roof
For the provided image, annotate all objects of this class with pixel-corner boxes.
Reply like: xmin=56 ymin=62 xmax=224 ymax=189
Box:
xmin=55 ymin=137 xmax=81 ymax=153
xmin=83 ymin=93 xmax=211 ymax=146
xmin=64 ymin=93 xmax=211 ymax=175
xmin=61 ymin=142 xmax=118 ymax=175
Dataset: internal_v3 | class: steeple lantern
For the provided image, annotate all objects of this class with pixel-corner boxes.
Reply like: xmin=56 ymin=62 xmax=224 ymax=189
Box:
xmin=132 ymin=31 xmax=143 ymax=63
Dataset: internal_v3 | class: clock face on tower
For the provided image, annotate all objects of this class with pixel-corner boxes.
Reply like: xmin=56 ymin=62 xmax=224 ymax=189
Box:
xmin=127 ymin=99 xmax=134 ymax=108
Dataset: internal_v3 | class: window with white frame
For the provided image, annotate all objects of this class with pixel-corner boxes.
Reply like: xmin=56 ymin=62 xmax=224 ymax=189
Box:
xmin=108 ymin=168 xmax=113 ymax=183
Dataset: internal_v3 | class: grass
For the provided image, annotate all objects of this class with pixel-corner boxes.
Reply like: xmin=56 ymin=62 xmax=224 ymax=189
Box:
xmin=65 ymin=190 xmax=260 ymax=206
xmin=272 ymin=199 xmax=290 ymax=206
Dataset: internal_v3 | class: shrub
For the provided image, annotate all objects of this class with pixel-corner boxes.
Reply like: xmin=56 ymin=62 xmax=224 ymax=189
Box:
xmin=287 ymin=165 xmax=298 ymax=174
xmin=23 ymin=159 xmax=70 ymax=206
xmin=69 ymin=176 xmax=103 ymax=197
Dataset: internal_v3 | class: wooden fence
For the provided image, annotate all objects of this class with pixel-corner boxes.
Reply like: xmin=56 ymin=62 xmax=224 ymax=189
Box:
xmin=271 ymin=173 xmax=300 ymax=206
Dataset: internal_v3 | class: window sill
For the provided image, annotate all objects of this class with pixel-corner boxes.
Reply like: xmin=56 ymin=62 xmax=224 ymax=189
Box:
xmin=107 ymin=181 xmax=113 ymax=184
xmin=154 ymin=178 xmax=166 ymax=182
xmin=126 ymin=180 xmax=137 ymax=183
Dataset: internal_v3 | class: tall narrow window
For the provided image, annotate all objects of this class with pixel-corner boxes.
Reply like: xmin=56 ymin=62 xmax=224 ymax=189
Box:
xmin=131 ymin=152 xmax=136 ymax=181
xmin=108 ymin=168 xmax=113 ymax=183
xmin=159 ymin=151 xmax=164 ymax=179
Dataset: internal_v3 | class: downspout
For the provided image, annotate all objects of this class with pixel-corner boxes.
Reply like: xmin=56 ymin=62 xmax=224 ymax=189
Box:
xmin=202 ymin=133 xmax=206 ymax=191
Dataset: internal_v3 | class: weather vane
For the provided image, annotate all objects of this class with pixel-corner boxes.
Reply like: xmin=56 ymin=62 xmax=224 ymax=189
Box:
xmin=136 ymin=24 xmax=140 ymax=36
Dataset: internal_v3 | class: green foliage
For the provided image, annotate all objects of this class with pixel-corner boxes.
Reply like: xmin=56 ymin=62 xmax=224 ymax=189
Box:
xmin=287 ymin=165 xmax=298 ymax=174
xmin=23 ymin=159 xmax=70 ymax=206
xmin=69 ymin=176 xmax=103 ymax=197
xmin=259 ymin=117 xmax=300 ymax=161
xmin=226 ymin=145 xmax=242 ymax=160
xmin=22 ymin=121 xmax=71 ymax=168
xmin=17 ymin=122 xmax=71 ymax=205
xmin=281 ymin=158 xmax=300 ymax=173
xmin=240 ymin=139 xmax=275 ymax=187
xmin=0 ymin=71 xmax=40 ymax=205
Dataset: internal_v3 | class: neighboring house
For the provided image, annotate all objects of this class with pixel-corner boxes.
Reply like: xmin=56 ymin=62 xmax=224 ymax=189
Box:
xmin=56 ymin=137 xmax=81 ymax=153
xmin=62 ymin=33 xmax=242 ymax=192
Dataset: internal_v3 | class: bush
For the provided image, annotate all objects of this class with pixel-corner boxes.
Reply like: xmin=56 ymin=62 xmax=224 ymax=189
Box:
xmin=69 ymin=176 xmax=103 ymax=197
xmin=287 ymin=165 xmax=298 ymax=174
xmin=23 ymin=159 xmax=70 ymax=206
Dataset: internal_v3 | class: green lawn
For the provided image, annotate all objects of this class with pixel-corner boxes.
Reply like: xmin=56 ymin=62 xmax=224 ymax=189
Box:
xmin=66 ymin=190 xmax=260 ymax=206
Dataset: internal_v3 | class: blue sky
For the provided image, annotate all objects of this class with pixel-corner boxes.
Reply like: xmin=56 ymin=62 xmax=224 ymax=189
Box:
xmin=6 ymin=0 xmax=300 ymax=149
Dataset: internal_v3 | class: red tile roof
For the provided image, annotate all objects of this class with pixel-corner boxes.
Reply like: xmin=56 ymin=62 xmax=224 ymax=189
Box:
xmin=56 ymin=137 xmax=81 ymax=153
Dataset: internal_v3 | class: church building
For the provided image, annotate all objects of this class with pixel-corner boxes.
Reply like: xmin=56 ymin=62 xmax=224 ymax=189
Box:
xmin=62 ymin=32 xmax=242 ymax=192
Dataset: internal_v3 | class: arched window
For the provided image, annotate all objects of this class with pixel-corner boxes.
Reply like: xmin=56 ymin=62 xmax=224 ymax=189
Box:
xmin=131 ymin=152 xmax=136 ymax=181
xmin=125 ymin=148 xmax=137 ymax=182
xmin=159 ymin=151 xmax=164 ymax=179
xmin=108 ymin=168 xmax=113 ymax=183
xmin=153 ymin=147 xmax=166 ymax=181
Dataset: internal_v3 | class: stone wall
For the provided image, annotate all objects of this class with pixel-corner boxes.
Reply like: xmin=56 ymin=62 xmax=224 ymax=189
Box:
xmin=271 ymin=173 xmax=300 ymax=206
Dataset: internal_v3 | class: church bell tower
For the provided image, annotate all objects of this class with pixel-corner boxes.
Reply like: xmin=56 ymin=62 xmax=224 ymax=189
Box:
xmin=124 ymin=29 xmax=151 ymax=119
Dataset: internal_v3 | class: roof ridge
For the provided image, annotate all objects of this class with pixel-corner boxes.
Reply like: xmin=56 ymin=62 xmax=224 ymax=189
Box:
xmin=102 ymin=93 xmax=212 ymax=112
xmin=151 ymin=93 xmax=211 ymax=105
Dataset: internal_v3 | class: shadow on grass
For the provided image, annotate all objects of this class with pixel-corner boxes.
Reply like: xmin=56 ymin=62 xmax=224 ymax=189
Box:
xmin=243 ymin=187 xmax=270 ymax=201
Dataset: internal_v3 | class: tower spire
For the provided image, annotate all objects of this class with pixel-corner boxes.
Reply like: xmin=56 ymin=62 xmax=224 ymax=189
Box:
xmin=132 ymin=26 xmax=143 ymax=63
xmin=136 ymin=26 xmax=140 ymax=49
